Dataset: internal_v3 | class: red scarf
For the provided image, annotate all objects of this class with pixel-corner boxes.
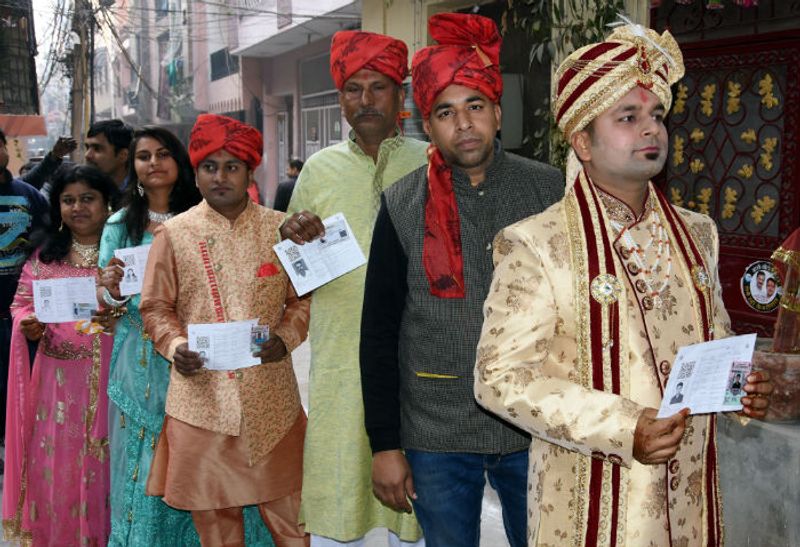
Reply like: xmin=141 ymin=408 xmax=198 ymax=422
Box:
xmin=423 ymin=145 xmax=464 ymax=298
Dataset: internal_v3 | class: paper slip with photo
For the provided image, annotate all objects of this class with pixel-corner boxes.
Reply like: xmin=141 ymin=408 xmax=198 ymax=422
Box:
xmin=188 ymin=319 xmax=262 ymax=371
xmin=657 ymin=333 xmax=757 ymax=418
xmin=33 ymin=276 xmax=97 ymax=323
xmin=114 ymin=244 xmax=152 ymax=296
xmin=273 ymin=213 xmax=366 ymax=296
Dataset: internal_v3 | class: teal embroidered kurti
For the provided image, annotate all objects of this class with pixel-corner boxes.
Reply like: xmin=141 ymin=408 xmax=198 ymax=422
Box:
xmin=289 ymin=134 xmax=428 ymax=542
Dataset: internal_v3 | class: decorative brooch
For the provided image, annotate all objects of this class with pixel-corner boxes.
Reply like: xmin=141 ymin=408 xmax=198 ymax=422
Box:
xmin=591 ymin=273 xmax=623 ymax=305
xmin=692 ymin=265 xmax=710 ymax=292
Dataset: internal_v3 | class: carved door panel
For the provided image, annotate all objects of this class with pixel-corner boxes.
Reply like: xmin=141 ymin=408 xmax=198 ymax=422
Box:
xmin=660 ymin=32 xmax=800 ymax=336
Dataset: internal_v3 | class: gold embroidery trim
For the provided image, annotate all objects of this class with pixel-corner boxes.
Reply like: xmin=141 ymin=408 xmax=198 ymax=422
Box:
xmin=41 ymin=331 xmax=93 ymax=360
xmin=84 ymin=334 xmax=108 ymax=461
xmin=565 ymin=185 xmax=590 ymax=546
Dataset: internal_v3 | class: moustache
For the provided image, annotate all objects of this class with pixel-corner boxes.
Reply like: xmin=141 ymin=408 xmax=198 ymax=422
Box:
xmin=356 ymin=109 xmax=383 ymax=118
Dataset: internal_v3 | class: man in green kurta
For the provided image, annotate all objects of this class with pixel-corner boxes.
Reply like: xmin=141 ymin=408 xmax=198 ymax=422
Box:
xmin=281 ymin=30 xmax=427 ymax=546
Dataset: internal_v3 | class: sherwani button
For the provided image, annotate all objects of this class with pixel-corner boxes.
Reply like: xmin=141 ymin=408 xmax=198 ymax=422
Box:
xmin=642 ymin=296 xmax=654 ymax=310
xmin=659 ymin=360 xmax=671 ymax=375
xmin=670 ymin=476 xmax=680 ymax=491
xmin=635 ymin=279 xmax=647 ymax=293
xmin=669 ymin=459 xmax=680 ymax=474
xmin=627 ymin=262 xmax=640 ymax=275
xmin=620 ymin=247 xmax=631 ymax=260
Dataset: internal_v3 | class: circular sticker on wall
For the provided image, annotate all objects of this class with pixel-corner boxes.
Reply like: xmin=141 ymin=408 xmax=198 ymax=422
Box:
xmin=741 ymin=260 xmax=781 ymax=313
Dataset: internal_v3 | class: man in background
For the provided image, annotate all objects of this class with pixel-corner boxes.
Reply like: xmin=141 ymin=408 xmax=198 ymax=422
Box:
xmin=273 ymin=158 xmax=303 ymax=212
xmin=85 ymin=119 xmax=133 ymax=209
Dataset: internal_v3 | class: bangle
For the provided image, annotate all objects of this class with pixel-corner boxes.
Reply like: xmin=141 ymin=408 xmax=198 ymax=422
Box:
xmin=103 ymin=288 xmax=130 ymax=308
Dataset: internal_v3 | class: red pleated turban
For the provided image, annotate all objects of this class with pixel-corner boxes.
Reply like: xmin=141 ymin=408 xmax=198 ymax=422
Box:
xmin=330 ymin=30 xmax=409 ymax=90
xmin=411 ymin=13 xmax=503 ymax=120
xmin=188 ymin=114 xmax=263 ymax=169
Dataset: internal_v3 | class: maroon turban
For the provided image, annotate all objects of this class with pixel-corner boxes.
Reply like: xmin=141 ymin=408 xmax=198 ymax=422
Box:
xmin=188 ymin=114 xmax=263 ymax=170
xmin=411 ymin=13 xmax=502 ymax=120
xmin=412 ymin=14 xmax=503 ymax=299
xmin=330 ymin=30 xmax=409 ymax=90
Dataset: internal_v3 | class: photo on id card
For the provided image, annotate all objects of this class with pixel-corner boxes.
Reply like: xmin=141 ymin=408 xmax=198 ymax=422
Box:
xmin=723 ymin=361 xmax=752 ymax=406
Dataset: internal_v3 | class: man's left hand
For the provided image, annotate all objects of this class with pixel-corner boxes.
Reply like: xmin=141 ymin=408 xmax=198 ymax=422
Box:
xmin=254 ymin=334 xmax=287 ymax=363
xmin=741 ymin=370 xmax=773 ymax=419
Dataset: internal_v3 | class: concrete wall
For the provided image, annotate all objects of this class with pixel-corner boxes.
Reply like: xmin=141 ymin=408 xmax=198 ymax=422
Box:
xmin=260 ymin=37 xmax=334 ymax=203
xmin=718 ymin=415 xmax=800 ymax=545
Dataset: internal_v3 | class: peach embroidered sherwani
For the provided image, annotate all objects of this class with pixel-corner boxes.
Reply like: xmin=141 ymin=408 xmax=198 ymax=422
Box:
xmin=475 ymin=173 xmax=733 ymax=547
xmin=140 ymin=200 xmax=309 ymax=510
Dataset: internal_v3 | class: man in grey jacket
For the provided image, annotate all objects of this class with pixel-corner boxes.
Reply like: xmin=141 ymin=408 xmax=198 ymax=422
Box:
xmin=359 ymin=13 xmax=564 ymax=547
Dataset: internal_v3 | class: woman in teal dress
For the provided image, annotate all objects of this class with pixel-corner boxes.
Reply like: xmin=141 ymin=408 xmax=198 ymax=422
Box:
xmin=98 ymin=126 xmax=274 ymax=547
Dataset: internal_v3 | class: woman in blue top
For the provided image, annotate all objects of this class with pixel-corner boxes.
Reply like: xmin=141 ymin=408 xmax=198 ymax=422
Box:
xmin=98 ymin=126 xmax=274 ymax=547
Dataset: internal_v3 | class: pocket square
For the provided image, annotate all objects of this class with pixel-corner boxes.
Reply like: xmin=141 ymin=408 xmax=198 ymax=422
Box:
xmin=257 ymin=262 xmax=280 ymax=277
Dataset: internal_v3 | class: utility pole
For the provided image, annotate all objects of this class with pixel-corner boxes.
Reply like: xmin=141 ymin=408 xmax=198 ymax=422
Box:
xmin=70 ymin=0 xmax=92 ymax=154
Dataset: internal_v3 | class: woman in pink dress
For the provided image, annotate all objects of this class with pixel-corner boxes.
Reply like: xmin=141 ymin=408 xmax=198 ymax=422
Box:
xmin=3 ymin=165 xmax=117 ymax=546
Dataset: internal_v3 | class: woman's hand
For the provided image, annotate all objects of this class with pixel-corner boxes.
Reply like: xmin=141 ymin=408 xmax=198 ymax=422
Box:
xmin=100 ymin=257 xmax=125 ymax=300
xmin=20 ymin=313 xmax=45 ymax=341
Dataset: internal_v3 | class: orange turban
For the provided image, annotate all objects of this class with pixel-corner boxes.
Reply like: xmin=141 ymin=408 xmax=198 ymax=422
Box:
xmin=188 ymin=114 xmax=263 ymax=170
xmin=411 ymin=13 xmax=502 ymax=120
xmin=330 ymin=31 xmax=409 ymax=90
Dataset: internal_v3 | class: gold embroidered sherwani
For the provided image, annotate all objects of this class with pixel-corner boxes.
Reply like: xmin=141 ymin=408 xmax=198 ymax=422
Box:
xmin=475 ymin=174 xmax=732 ymax=547
xmin=140 ymin=200 xmax=309 ymax=472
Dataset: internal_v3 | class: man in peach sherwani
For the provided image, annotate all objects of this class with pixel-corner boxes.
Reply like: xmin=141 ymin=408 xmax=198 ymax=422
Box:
xmin=140 ymin=113 xmax=310 ymax=547
xmin=474 ymin=24 xmax=773 ymax=547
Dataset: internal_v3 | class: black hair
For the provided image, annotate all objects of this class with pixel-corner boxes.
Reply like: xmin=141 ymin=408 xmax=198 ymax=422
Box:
xmin=36 ymin=165 xmax=116 ymax=264
xmin=121 ymin=126 xmax=201 ymax=245
xmin=0 ymin=128 xmax=6 ymax=145
xmin=87 ymin=119 xmax=134 ymax=153
xmin=288 ymin=158 xmax=304 ymax=171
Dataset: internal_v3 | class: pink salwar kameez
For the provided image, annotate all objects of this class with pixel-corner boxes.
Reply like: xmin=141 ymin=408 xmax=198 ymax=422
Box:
xmin=3 ymin=253 xmax=112 ymax=546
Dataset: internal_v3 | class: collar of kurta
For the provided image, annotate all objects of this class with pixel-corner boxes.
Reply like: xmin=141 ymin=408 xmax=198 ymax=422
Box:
xmin=197 ymin=198 xmax=256 ymax=229
xmin=346 ymin=128 xmax=404 ymax=158
xmin=595 ymin=184 xmax=654 ymax=229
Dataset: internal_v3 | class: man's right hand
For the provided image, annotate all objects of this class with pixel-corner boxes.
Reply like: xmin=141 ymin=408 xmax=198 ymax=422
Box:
xmin=173 ymin=343 xmax=204 ymax=376
xmin=633 ymin=407 xmax=689 ymax=465
xmin=372 ymin=449 xmax=417 ymax=514
xmin=279 ymin=210 xmax=325 ymax=244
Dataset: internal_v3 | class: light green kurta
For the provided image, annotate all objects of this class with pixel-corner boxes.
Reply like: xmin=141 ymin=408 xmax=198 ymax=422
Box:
xmin=289 ymin=133 xmax=428 ymax=542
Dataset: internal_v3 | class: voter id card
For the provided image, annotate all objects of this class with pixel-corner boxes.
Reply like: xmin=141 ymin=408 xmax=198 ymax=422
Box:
xmin=250 ymin=325 xmax=270 ymax=353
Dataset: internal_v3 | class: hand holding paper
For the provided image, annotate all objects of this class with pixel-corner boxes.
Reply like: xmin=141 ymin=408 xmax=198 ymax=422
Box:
xmin=739 ymin=370 xmax=773 ymax=419
xmin=657 ymin=334 xmax=763 ymax=418
xmin=173 ymin=343 xmax=204 ymax=376
xmin=274 ymin=213 xmax=366 ymax=296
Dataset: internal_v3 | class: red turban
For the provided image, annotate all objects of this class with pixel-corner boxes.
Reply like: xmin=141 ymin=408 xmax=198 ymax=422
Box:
xmin=330 ymin=31 xmax=409 ymax=90
xmin=411 ymin=13 xmax=502 ymax=120
xmin=413 ymin=13 xmax=503 ymax=299
xmin=188 ymin=113 xmax=263 ymax=170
